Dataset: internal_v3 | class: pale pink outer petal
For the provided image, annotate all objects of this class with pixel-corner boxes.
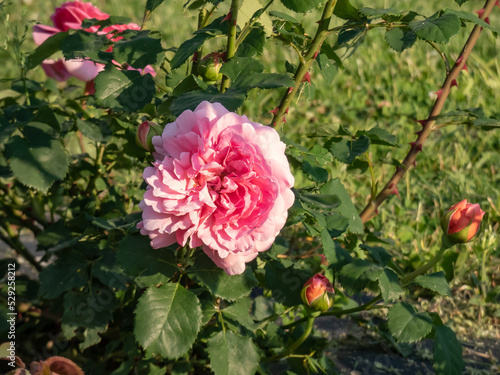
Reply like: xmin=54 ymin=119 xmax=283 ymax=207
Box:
xmin=41 ymin=59 xmax=73 ymax=81
xmin=202 ymin=245 xmax=259 ymax=276
xmin=33 ymin=24 xmax=61 ymax=45
xmin=64 ymin=59 xmax=105 ymax=82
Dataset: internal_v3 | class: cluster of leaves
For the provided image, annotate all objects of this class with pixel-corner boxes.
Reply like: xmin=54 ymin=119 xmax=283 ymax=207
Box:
xmin=0 ymin=0 xmax=497 ymax=374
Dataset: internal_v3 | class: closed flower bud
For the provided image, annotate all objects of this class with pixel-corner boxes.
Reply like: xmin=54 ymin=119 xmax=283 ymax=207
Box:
xmin=440 ymin=199 xmax=485 ymax=243
xmin=197 ymin=53 xmax=223 ymax=84
xmin=301 ymin=274 xmax=334 ymax=311
xmin=136 ymin=121 xmax=163 ymax=152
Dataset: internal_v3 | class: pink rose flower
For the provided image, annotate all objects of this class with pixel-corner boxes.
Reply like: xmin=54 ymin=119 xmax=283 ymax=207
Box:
xmin=138 ymin=101 xmax=295 ymax=275
xmin=32 ymin=1 xmax=154 ymax=85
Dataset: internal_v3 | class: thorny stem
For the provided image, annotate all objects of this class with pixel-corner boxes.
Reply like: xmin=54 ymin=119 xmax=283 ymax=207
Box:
xmin=359 ymin=0 xmax=498 ymax=224
xmin=220 ymin=0 xmax=240 ymax=93
xmin=271 ymin=0 xmax=338 ymax=129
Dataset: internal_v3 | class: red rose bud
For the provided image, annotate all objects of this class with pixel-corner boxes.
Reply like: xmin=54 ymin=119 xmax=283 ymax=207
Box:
xmin=440 ymin=199 xmax=485 ymax=243
xmin=136 ymin=121 xmax=163 ymax=152
xmin=197 ymin=53 xmax=223 ymax=84
xmin=301 ymin=274 xmax=334 ymax=311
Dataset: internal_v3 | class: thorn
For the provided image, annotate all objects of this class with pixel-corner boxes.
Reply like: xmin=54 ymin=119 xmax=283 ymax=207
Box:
xmin=222 ymin=12 xmax=231 ymax=23
xmin=269 ymin=107 xmax=279 ymax=115
xmin=455 ymin=56 xmax=468 ymax=72
xmin=410 ymin=142 xmax=422 ymax=152
xmin=314 ymin=51 xmax=319 ymax=60
xmin=412 ymin=160 xmax=417 ymax=167
xmin=288 ymin=87 xmax=294 ymax=94
xmin=415 ymin=119 xmax=427 ymax=128
xmin=388 ymin=183 xmax=400 ymax=199
xmin=375 ymin=208 xmax=379 ymax=215
xmin=282 ymin=116 xmax=287 ymax=124
xmin=434 ymin=89 xmax=443 ymax=99
xmin=496 ymin=0 xmax=500 ymax=8
xmin=414 ymin=130 xmax=423 ymax=137
xmin=285 ymin=107 xmax=289 ymax=114
xmin=474 ymin=8 xmax=485 ymax=18
xmin=302 ymin=72 xmax=311 ymax=84
xmin=484 ymin=17 xmax=490 ymax=25
xmin=450 ymin=79 xmax=458 ymax=88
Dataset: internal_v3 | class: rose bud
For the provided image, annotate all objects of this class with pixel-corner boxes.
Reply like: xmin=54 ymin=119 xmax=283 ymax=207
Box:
xmin=440 ymin=199 xmax=485 ymax=243
xmin=197 ymin=52 xmax=223 ymax=84
xmin=301 ymin=274 xmax=335 ymax=312
xmin=136 ymin=121 xmax=163 ymax=152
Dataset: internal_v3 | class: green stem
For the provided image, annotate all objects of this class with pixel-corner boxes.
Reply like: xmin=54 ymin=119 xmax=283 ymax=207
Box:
xmin=281 ymin=293 xmax=384 ymax=330
xmin=220 ymin=0 xmax=240 ymax=93
xmin=400 ymin=237 xmax=454 ymax=285
xmin=271 ymin=0 xmax=337 ymax=128
xmin=274 ymin=315 xmax=315 ymax=360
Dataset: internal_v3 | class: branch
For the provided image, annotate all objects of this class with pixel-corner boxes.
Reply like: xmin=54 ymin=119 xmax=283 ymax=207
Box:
xmin=270 ymin=0 xmax=338 ymax=128
xmin=359 ymin=0 xmax=499 ymax=223
xmin=220 ymin=0 xmax=240 ymax=92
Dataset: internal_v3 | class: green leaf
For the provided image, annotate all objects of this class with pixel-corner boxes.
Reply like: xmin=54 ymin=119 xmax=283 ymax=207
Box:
xmin=113 ymin=31 xmax=164 ymax=69
xmin=269 ymin=11 xmax=299 ymax=23
xmin=236 ymin=26 xmax=266 ymax=58
xmin=94 ymin=64 xmax=156 ymax=112
xmin=377 ymin=268 xmax=404 ymax=302
xmin=172 ymin=74 xmax=208 ymax=96
xmin=319 ymin=178 xmax=363 ymax=234
xmin=38 ymin=250 xmax=89 ymax=300
xmin=219 ymin=57 xmax=264 ymax=83
xmin=134 ymin=283 xmax=202 ymax=359
xmin=76 ymin=119 xmax=105 ymax=143
xmin=433 ymin=325 xmax=464 ymax=375
xmin=338 ymin=259 xmax=382 ymax=293
xmin=454 ymin=0 xmax=470 ymax=5
xmin=170 ymin=16 xmax=226 ymax=69
xmin=295 ymin=191 xmax=341 ymax=209
xmin=7 ymin=125 xmax=69 ymax=192
xmin=444 ymin=9 xmax=498 ymax=35
xmin=333 ymin=0 xmax=361 ymax=21
xmin=234 ymin=73 xmax=294 ymax=90
xmin=207 ymin=330 xmax=259 ymax=375
xmin=26 ymin=32 xmax=68 ymax=70
xmin=329 ymin=135 xmax=370 ymax=164
xmin=62 ymin=287 xmax=117 ymax=350
xmin=412 ymin=272 xmax=452 ymax=296
xmin=316 ymin=53 xmax=337 ymax=81
xmin=170 ymin=87 xmax=246 ymax=116
xmin=385 ymin=28 xmax=418 ymax=52
xmin=146 ymin=0 xmax=165 ymax=12
xmin=189 ymin=253 xmax=258 ymax=301
xmin=264 ymin=259 xmax=308 ymax=306
xmin=409 ymin=12 xmax=461 ymax=44
xmin=321 ymin=229 xmax=352 ymax=269
xmin=360 ymin=244 xmax=392 ymax=266
xmin=357 ymin=127 xmax=399 ymax=147
xmin=117 ymin=234 xmax=178 ymax=288
xmin=61 ymin=30 xmax=110 ymax=63
xmin=222 ymin=298 xmax=258 ymax=331
xmin=280 ymin=0 xmax=325 ymax=13
xmin=388 ymin=302 xmax=433 ymax=343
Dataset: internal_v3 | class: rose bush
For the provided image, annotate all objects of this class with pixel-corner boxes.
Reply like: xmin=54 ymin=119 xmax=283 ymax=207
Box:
xmin=138 ymin=101 xmax=295 ymax=275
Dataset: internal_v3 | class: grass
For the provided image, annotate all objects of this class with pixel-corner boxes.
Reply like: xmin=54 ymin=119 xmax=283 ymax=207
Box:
xmin=2 ymin=0 xmax=499 ymax=358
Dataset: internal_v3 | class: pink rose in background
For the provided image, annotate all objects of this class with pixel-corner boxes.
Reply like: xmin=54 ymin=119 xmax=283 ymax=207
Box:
xmin=33 ymin=1 xmax=154 ymax=85
xmin=138 ymin=101 xmax=295 ymax=275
